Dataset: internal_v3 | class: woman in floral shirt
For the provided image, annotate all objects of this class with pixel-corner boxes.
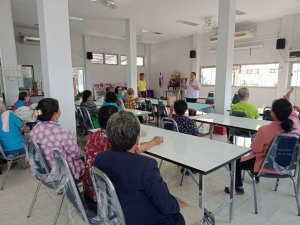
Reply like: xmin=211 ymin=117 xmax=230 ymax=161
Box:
xmin=30 ymin=98 xmax=84 ymax=180
xmin=84 ymin=105 xmax=164 ymax=201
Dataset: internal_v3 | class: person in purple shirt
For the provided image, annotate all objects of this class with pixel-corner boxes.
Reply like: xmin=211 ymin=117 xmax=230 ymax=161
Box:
xmin=169 ymin=100 xmax=199 ymax=137
xmin=94 ymin=111 xmax=203 ymax=225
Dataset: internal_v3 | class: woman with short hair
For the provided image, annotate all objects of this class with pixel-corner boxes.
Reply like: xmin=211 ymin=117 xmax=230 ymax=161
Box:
xmin=115 ymin=86 xmax=125 ymax=104
xmin=225 ymin=98 xmax=300 ymax=195
xmin=30 ymin=98 xmax=84 ymax=180
xmin=15 ymin=92 xmax=32 ymax=107
xmin=94 ymin=111 xmax=204 ymax=225
xmin=80 ymin=90 xmax=98 ymax=117
xmin=102 ymin=92 xmax=124 ymax=111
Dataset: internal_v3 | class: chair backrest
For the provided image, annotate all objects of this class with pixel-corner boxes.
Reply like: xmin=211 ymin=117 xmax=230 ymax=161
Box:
xmin=207 ymin=91 xmax=214 ymax=98
xmin=263 ymin=106 xmax=273 ymax=121
xmin=22 ymin=137 xmax=51 ymax=182
xmin=231 ymin=92 xmax=240 ymax=105
xmin=158 ymin=100 xmax=168 ymax=118
xmin=145 ymin=99 xmax=153 ymax=113
xmin=75 ymin=105 xmax=87 ymax=129
xmin=80 ymin=107 xmax=95 ymax=129
xmin=90 ymin=167 xmax=126 ymax=225
xmin=231 ymin=107 xmax=247 ymax=118
xmin=160 ymin=118 xmax=179 ymax=132
xmin=52 ymin=150 xmax=94 ymax=224
xmin=258 ymin=132 xmax=300 ymax=177
xmin=0 ymin=141 xmax=25 ymax=161
xmin=205 ymin=98 xmax=214 ymax=104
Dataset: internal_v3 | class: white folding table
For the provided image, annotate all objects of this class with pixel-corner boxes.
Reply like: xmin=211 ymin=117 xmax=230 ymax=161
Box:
xmin=190 ymin=114 xmax=271 ymax=139
xmin=140 ymin=124 xmax=251 ymax=222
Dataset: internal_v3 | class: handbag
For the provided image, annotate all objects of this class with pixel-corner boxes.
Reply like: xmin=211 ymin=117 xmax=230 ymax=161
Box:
xmin=91 ymin=114 xmax=100 ymax=128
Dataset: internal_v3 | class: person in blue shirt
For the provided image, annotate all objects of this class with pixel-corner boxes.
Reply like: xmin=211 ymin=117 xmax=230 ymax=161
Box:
xmin=114 ymin=86 xmax=126 ymax=104
xmin=15 ymin=92 xmax=31 ymax=107
xmin=102 ymin=92 xmax=124 ymax=111
xmin=0 ymin=111 xmax=29 ymax=171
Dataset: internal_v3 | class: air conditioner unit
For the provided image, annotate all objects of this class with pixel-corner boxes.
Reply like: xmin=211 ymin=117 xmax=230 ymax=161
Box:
xmin=287 ymin=49 xmax=300 ymax=61
xmin=20 ymin=36 xmax=40 ymax=45
xmin=209 ymin=29 xmax=255 ymax=43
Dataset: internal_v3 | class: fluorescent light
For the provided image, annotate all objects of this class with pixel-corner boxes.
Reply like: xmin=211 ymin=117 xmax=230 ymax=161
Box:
xmin=210 ymin=44 xmax=263 ymax=53
xmin=69 ymin=16 xmax=84 ymax=21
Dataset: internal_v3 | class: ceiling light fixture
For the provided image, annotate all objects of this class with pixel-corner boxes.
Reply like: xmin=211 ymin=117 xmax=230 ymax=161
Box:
xmin=176 ymin=20 xmax=199 ymax=26
xmin=89 ymin=0 xmax=118 ymax=9
xmin=202 ymin=17 xmax=217 ymax=30
xmin=69 ymin=16 xmax=84 ymax=21
xmin=142 ymin=29 xmax=162 ymax=35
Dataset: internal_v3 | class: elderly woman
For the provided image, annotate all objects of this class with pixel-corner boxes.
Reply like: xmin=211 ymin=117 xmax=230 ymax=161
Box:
xmin=102 ymin=92 xmax=124 ymax=111
xmin=94 ymin=111 xmax=204 ymax=225
xmin=225 ymin=98 xmax=300 ymax=195
xmin=83 ymin=106 xmax=163 ymax=201
xmin=80 ymin=90 xmax=98 ymax=117
xmin=30 ymin=98 xmax=84 ymax=180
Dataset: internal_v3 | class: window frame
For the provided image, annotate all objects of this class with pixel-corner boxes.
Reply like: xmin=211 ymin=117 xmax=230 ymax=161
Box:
xmin=91 ymin=52 xmax=104 ymax=64
xmin=120 ymin=55 xmax=145 ymax=67
xmin=91 ymin=52 xmax=119 ymax=65
xmin=290 ymin=61 xmax=300 ymax=87
xmin=200 ymin=62 xmax=279 ymax=88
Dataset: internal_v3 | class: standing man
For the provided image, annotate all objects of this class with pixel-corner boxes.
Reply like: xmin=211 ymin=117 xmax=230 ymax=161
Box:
xmin=184 ymin=72 xmax=200 ymax=103
xmin=137 ymin=73 xmax=147 ymax=98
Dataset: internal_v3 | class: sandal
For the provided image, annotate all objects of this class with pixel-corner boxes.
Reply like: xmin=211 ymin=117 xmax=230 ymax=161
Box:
xmin=224 ymin=187 xmax=244 ymax=195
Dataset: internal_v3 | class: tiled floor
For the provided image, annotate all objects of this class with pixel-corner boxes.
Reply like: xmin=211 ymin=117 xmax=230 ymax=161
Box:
xmin=0 ymin=127 xmax=299 ymax=225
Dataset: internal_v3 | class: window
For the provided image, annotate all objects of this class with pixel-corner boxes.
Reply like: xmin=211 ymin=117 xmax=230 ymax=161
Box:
xmin=120 ymin=56 xmax=144 ymax=66
xmin=200 ymin=63 xmax=279 ymax=87
xmin=291 ymin=62 xmax=300 ymax=86
xmin=91 ymin=53 xmax=104 ymax=64
xmin=73 ymin=68 xmax=85 ymax=92
xmin=105 ymin=54 xmax=118 ymax=65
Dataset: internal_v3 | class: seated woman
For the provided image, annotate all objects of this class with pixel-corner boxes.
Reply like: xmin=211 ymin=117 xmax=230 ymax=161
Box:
xmin=169 ymin=100 xmax=199 ymax=136
xmin=115 ymin=86 xmax=125 ymax=104
xmin=224 ymin=98 xmax=300 ymax=195
xmin=126 ymin=88 xmax=144 ymax=123
xmin=102 ymin=92 xmax=125 ymax=111
xmin=80 ymin=90 xmax=98 ymax=117
xmin=0 ymin=111 xmax=29 ymax=170
xmin=30 ymin=98 xmax=84 ymax=180
xmin=83 ymin=105 xmax=163 ymax=201
xmin=94 ymin=111 xmax=203 ymax=225
xmin=15 ymin=92 xmax=32 ymax=107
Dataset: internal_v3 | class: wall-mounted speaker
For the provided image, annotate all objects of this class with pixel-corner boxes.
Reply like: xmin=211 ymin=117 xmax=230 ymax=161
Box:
xmin=190 ymin=50 xmax=196 ymax=58
xmin=86 ymin=52 xmax=93 ymax=60
xmin=276 ymin=38 xmax=286 ymax=50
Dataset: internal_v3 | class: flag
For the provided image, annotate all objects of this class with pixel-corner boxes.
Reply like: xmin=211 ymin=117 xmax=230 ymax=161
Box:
xmin=159 ymin=72 xmax=164 ymax=88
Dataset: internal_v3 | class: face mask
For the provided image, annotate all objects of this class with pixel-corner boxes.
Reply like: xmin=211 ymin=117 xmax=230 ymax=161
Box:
xmin=26 ymin=97 xmax=30 ymax=102
xmin=0 ymin=97 xmax=3 ymax=102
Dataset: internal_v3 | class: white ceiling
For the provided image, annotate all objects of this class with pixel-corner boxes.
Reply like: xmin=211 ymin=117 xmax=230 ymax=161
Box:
xmin=11 ymin=0 xmax=300 ymax=43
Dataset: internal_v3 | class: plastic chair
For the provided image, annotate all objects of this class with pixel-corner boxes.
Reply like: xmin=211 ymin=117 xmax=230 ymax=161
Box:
xmin=247 ymin=132 xmax=300 ymax=215
xmin=145 ymin=99 xmax=157 ymax=126
xmin=52 ymin=150 xmax=98 ymax=225
xmin=262 ymin=106 xmax=273 ymax=121
xmin=90 ymin=166 xmax=126 ymax=225
xmin=22 ymin=137 xmax=65 ymax=225
xmin=0 ymin=143 xmax=26 ymax=190
xmin=231 ymin=92 xmax=240 ymax=105
xmin=207 ymin=91 xmax=214 ymax=98
xmin=80 ymin=107 xmax=95 ymax=130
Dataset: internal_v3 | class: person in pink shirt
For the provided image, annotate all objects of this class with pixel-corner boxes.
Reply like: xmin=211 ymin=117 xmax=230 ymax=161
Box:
xmin=30 ymin=98 xmax=84 ymax=180
xmin=225 ymin=98 xmax=300 ymax=195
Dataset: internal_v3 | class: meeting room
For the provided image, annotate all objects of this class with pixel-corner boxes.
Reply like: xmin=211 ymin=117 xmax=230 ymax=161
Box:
xmin=0 ymin=0 xmax=300 ymax=224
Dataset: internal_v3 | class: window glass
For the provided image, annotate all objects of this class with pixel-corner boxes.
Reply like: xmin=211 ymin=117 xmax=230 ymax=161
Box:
xmin=105 ymin=54 xmax=118 ymax=65
xmin=91 ymin=53 xmax=104 ymax=64
xmin=291 ymin=62 xmax=300 ymax=86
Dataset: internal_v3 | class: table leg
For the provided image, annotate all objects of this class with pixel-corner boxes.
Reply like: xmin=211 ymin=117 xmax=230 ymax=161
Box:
xmin=199 ymin=173 xmax=205 ymax=209
xmin=229 ymin=160 xmax=236 ymax=222
xmin=209 ymin=124 xmax=213 ymax=140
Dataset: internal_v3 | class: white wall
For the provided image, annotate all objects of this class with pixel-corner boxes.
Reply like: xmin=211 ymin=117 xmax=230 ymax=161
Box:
xmin=149 ymin=36 xmax=193 ymax=97
xmin=148 ymin=14 xmax=300 ymax=107
xmin=14 ymin=27 xmax=146 ymax=91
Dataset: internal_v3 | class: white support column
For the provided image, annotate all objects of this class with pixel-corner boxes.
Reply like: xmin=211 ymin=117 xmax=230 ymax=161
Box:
xmin=276 ymin=15 xmax=294 ymax=99
xmin=37 ymin=0 xmax=76 ymax=137
xmin=215 ymin=0 xmax=236 ymax=114
xmin=192 ymin=34 xmax=200 ymax=80
xmin=125 ymin=19 xmax=137 ymax=95
xmin=145 ymin=43 xmax=150 ymax=86
xmin=84 ymin=35 xmax=93 ymax=91
xmin=0 ymin=0 xmax=19 ymax=106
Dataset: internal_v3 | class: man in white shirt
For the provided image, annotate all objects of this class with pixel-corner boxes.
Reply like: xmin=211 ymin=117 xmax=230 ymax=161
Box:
xmin=183 ymin=72 xmax=200 ymax=103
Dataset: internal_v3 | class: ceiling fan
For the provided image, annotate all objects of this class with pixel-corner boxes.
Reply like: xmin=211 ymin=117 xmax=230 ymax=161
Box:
xmin=202 ymin=17 xmax=217 ymax=30
xmin=89 ymin=0 xmax=130 ymax=9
